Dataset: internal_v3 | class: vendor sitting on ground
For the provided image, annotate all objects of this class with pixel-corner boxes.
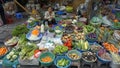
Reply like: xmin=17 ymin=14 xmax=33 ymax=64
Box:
xmin=44 ymin=6 xmax=56 ymax=25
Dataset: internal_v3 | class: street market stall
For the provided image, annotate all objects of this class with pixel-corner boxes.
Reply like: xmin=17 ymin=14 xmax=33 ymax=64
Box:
xmin=0 ymin=0 xmax=120 ymax=68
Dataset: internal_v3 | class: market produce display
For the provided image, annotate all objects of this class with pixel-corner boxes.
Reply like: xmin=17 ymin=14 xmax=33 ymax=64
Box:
xmin=103 ymin=42 xmax=118 ymax=53
xmin=4 ymin=37 xmax=18 ymax=46
xmin=57 ymin=58 xmax=69 ymax=67
xmin=54 ymin=56 xmax=71 ymax=68
xmin=82 ymin=51 xmax=97 ymax=62
xmin=110 ymin=52 xmax=120 ymax=64
xmin=97 ymin=49 xmax=112 ymax=61
xmin=74 ymin=40 xmax=89 ymax=51
xmin=39 ymin=52 xmax=55 ymax=66
xmin=2 ymin=2 xmax=120 ymax=68
xmin=67 ymin=50 xmax=81 ymax=61
xmin=12 ymin=24 xmax=29 ymax=36
xmin=74 ymin=32 xmax=85 ymax=40
xmin=19 ymin=43 xmax=38 ymax=60
xmin=53 ymin=45 xmax=68 ymax=55
xmin=41 ymin=56 xmax=52 ymax=63
xmin=113 ymin=30 xmax=120 ymax=41
xmin=90 ymin=43 xmax=102 ymax=52
xmin=90 ymin=17 xmax=102 ymax=26
xmin=62 ymin=33 xmax=73 ymax=42
xmin=86 ymin=33 xmax=97 ymax=41
xmin=64 ymin=25 xmax=74 ymax=34
xmin=83 ymin=25 xmax=95 ymax=34
xmin=0 ymin=46 xmax=8 ymax=57
xmin=6 ymin=49 xmax=20 ymax=62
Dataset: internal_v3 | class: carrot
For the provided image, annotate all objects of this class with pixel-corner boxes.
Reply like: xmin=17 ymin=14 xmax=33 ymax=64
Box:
xmin=103 ymin=42 xmax=118 ymax=53
xmin=0 ymin=47 xmax=7 ymax=56
xmin=41 ymin=56 xmax=52 ymax=62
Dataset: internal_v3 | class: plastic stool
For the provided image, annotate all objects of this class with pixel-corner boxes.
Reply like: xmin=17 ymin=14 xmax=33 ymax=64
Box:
xmin=71 ymin=61 xmax=80 ymax=68
xmin=97 ymin=60 xmax=110 ymax=67
xmin=82 ymin=60 xmax=95 ymax=68
xmin=16 ymin=13 xmax=23 ymax=19
xmin=7 ymin=17 xmax=13 ymax=24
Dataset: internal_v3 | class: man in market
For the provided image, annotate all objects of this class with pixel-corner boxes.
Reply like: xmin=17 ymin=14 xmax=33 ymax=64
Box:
xmin=44 ymin=6 xmax=56 ymax=26
xmin=0 ymin=0 xmax=7 ymax=26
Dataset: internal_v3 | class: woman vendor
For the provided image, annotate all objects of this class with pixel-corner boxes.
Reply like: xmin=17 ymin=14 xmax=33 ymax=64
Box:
xmin=44 ymin=6 xmax=56 ymax=25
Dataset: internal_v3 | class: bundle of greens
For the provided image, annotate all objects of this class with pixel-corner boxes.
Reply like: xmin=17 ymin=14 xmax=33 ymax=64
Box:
xmin=19 ymin=43 xmax=38 ymax=60
xmin=12 ymin=24 xmax=29 ymax=36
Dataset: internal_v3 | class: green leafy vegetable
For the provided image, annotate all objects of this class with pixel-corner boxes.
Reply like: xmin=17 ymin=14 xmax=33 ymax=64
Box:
xmin=12 ymin=24 xmax=29 ymax=36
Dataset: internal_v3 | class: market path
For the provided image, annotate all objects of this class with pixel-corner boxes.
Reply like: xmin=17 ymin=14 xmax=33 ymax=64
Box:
xmin=0 ymin=18 xmax=27 ymax=44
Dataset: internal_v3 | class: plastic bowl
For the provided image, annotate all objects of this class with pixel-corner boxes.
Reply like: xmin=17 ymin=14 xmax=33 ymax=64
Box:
xmin=67 ymin=50 xmax=81 ymax=61
xmin=82 ymin=51 xmax=97 ymax=63
xmin=96 ymin=52 xmax=112 ymax=63
xmin=26 ymin=31 xmax=43 ymax=41
xmin=54 ymin=56 xmax=71 ymax=68
xmin=89 ymin=43 xmax=103 ymax=52
xmin=38 ymin=52 xmax=55 ymax=66
xmin=86 ymin=33 xmax=98 ymax=43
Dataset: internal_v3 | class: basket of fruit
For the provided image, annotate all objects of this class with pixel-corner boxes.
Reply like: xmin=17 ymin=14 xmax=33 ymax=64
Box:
xmin=67 ymin=50 xmax=81 ymax=61
xmin=38 ymin=52 xmax=55 ymax=66
xmin=82 ymin=51 xmax=97 ymax=63
xmin=54 ymin=56 xmax=71 ymax=68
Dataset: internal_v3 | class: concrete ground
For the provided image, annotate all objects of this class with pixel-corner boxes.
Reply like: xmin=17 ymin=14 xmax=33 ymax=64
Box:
xmin=0 ymin=18 xmax=27 ymax=44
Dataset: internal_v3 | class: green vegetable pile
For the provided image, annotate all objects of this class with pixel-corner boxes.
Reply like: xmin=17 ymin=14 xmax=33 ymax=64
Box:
xmin=19 ymin=43 xmax=38 ymax=60
xmin=53 ymin=45 xmax=68 ymax=55
xmin=29 ymin=21 xmax=35 ymax=26
xmin=74 ymin=40 xmax=89 ymax=51
xmin=6 ymin=48 xmax=20 ymax=62
xmin=115 ymin=12 xmax=120 ymax=18
xmin=57 ymin=58 xmax=69 ymax=67
xmin=114 ymin=22 xmax=120 ymax=28
xmin=12 ymin=24 xmax=29 ymax=36
xmin=84 ymin=25 xmax=95 ymax=34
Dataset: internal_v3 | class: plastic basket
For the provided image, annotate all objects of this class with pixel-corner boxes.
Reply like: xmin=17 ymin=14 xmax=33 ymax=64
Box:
xmin=38 ymin=52 xmax=55 ymax=66
xmin=2 ymin=57 xmax=19 ymax=68
xmin=54 ymin=56 xmax=71 ymax=68
xmin=66 ymin=50 xmax=81 ymax=61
